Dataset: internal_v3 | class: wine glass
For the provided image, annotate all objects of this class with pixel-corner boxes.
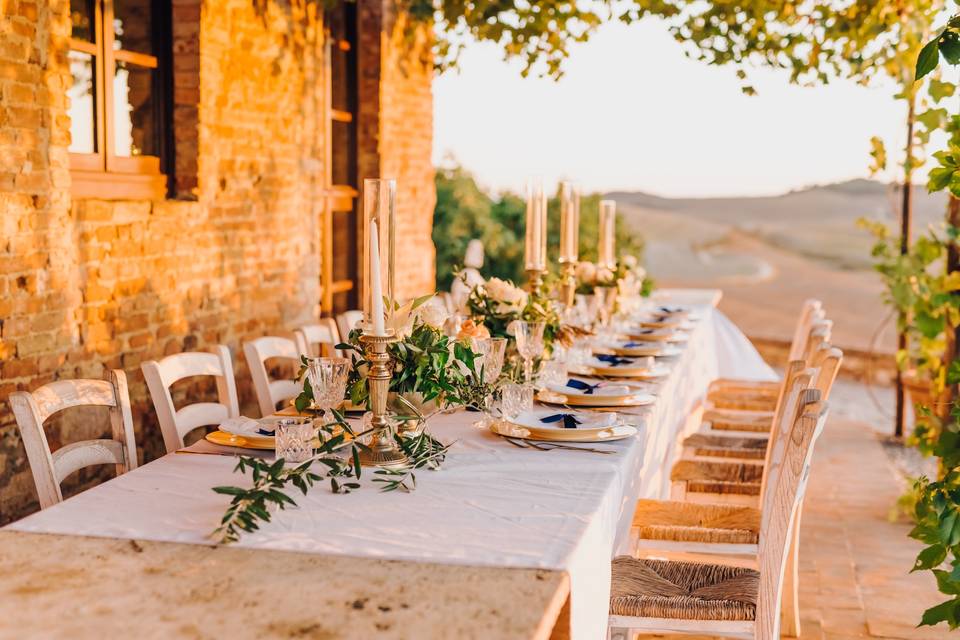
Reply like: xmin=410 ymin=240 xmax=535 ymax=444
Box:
xmin=483 ymin=337 xmax=508 ymax=384
xmin=514 ymin=321 xmax=545 ymax=383
xmin=306 ymin=357 xmax=351 ymax=417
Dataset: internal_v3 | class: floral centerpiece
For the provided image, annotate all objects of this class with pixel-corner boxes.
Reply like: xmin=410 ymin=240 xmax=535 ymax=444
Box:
xmin=461 ymin=275 xmax=584 ymax=352
xmin=295 ymin=294 xmax=479 ymax=419
xmin=575 ymin=255 xmax=647 ymax=296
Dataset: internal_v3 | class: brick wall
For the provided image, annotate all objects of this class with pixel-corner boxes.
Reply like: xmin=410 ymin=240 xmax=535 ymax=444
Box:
xmin=0 ymin=0 xmax=435 ymax=522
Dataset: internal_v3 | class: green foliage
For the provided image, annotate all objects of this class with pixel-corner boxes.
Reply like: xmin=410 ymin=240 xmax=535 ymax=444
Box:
xmin=212 ymin=410 xmax=451 ymax=543
xmin=433 ymin=166 xmax=645 ymax=291
xmin=910 ymin=468 xmax=960 ymax=629
xmin=404 ymin=0 xmax=622 ymax=78
xmin=212 ymin=456 xmax=324 ymax=544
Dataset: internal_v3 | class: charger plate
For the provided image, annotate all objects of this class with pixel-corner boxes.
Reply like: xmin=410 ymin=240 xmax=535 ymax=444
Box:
xmin=605 ymin=344 xmax=683 ymax=358
xmin=622 ymin=329 xmax=674 ymax=342
xmin=490 ymin=420 xmax=637 ymax=443
xmin=205 ymin=430 xmax=323 ymax=451
xmin=570 ymin=363 xmax=671 ymax=380
xmin=536 ymin=389 xmax=656 ymax=408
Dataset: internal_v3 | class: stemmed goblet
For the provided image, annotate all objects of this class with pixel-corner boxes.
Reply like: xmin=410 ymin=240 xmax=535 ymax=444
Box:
xmin=306 ymin=357 xmax=351 ymax=417
xmin=514 ymin=321 xmax=545 ymax=383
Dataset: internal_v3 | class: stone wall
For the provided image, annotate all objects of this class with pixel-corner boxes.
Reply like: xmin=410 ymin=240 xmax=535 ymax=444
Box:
xmin=0 ymin=0 xmax=435 ymax=522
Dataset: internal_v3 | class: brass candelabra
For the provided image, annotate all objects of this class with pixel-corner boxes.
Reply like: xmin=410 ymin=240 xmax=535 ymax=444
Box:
xmin=358 ymin=332 xmax=409 ymax=468
xmin=558 ymin=260 xmax=577 ymax=308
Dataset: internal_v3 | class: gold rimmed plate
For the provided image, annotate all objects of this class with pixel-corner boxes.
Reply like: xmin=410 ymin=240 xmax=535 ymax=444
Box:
xmin=536 ymin=389 xmax=656 ymax=408
xmin=205 ymin=430 xmax=323 ymax=451
xmin=570 ymin=363 xmax=672 ymax=380
xmin=490 ymin=420 xmax=637 ymax=443
xmin=622 ymin=329 xmax=675 ymax=342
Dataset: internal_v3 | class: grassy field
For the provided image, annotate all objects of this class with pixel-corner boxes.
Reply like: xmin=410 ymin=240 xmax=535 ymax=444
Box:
xmin=613 ymin=180 xmax=948 ymax=353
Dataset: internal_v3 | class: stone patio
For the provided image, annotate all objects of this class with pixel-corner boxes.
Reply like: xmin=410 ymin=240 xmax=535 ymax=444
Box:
xmin=638 ymin=381 xmax=945 ymax=639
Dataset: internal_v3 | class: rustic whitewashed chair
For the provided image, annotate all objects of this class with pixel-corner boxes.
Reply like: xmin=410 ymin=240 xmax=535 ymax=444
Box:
xmin=703 ymin=318 xmax=831 ymax=423
xmin=609 ymin=393 xmax=828 ymax=640
xmin=707 ymin=299 xmax=822 ymax=402
xmin=335 ymin=310 xmax=363 ymax=343
xmin=686 ymin=343 xmax=841 ymax=456
xmin=141 ymin=346 xmax=239 ymax=453
xmin=9 ymin=370 xmax=138 ymax=509
xmin=294 ymin=318 xmax=342 ymax=358
xmin=648 ymin=348 xmax=839 ymax=637
xmin=243 ymin=336 xmax=303 ymax=418
xmin=671 ymin=347 xmax=841 ymax=505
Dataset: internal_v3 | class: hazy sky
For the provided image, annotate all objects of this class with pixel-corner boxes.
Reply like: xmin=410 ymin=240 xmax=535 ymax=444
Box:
xmin=432 ymin=19 xmax=922 ymax=198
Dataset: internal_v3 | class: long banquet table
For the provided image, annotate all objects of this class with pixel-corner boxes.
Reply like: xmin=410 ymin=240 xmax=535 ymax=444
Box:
xmin=7 ymin=302 xmax=774 ymax=639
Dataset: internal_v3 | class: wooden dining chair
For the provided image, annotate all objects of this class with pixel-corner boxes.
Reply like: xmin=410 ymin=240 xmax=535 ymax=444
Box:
xmin=707 ymin=318 xmax=831 ymax=414
xmin=243 ymin=336 xmax=303 ymax=418
xmin=294 ymin=318 xmax=342 ymax=358
xmin=9 ymin=370 xmax=138 ymax=509
xmin=671 ymin=347 xmax=841 ymax=504
xmin=141 ymin=346 xmax=239 ymax=453
xmin=609 ymin=393 xmax=828 ymax=640
xmin=335 ymin=310 xmax=363 ymax=343
xmin=707 ymin=299 xmax=822 ymax=399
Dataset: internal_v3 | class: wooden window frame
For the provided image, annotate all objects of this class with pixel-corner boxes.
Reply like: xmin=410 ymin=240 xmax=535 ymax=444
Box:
xmin=69 ymin=0 xmax=169 ymax=200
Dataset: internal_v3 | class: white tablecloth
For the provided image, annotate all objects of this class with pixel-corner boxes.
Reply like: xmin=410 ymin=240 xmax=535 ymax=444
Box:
xmin=8 ymin=307 xmax=774 ymax=638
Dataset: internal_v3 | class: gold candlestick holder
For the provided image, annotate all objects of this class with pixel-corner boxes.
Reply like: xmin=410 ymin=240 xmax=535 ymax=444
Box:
xmin=558 ymin=261 xmax=577 ymax=308
xmin=358 ymin=332 xmax=409 ymax=468
xmin=526 ymin=268 xmax=545 ymax=293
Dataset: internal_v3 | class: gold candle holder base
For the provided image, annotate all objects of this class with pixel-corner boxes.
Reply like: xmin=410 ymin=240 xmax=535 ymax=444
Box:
xmin=526 ymin=268 xmax=545 ymax=293
xmin=358 ymin=332 xmax=409 ymax=468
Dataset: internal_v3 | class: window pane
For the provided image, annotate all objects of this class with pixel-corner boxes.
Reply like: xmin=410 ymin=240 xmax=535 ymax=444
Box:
xmin=68 ymin=50 xmax=97 ymax=154
xmin=113 ymin=0 xmax=153 ymax=54
xmin=113 ymin=61 xmax=157 ymax=157
xmin=71 ymin=0 xmax=95 ymax=42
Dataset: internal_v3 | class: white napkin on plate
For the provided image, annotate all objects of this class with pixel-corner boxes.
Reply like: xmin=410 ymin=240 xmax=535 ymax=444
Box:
xmin=219 ymin=416 xmax=270 ymax=437
xmin=513 ymin=410 xmax=618 ymax=430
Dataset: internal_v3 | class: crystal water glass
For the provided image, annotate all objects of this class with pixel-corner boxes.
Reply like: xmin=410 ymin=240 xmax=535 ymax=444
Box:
xmin=538 ymin=359 xmax=567 ymax=388
xmin=514 ymin=321 xmax=545 ymax=383
xmin=275 ymin=418 xmax=314 ymax=463
xmin=483 ymin=337 xmax=507 ymax=384
xmin=500 ymin=383 xmax=534 ymax=420
xmin=306 ymin=357 xmax=351 ymax=415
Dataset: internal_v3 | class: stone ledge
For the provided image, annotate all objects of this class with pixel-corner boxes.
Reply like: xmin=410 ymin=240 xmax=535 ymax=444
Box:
xmin=0 ymin=530 xmax=570 ymax=639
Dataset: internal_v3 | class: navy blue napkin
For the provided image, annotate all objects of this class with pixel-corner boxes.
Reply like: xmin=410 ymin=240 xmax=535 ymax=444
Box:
xmin=257 ymin=427 xmax=276 ymax=436
xmin=596 ymin=354 xmax=632 ymax=367
xmin=541 ymin=413 xmax=583 ymax=429
xmin=565 ymin=378 xmax=602 ymax=395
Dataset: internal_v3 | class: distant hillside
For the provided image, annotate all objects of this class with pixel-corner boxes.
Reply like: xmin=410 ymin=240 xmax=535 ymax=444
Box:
xmin=609 ymin=179 xmax=948 ymax=271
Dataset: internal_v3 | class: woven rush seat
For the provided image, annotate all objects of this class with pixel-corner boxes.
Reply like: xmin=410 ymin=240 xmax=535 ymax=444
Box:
xmin=611 ymin=556 xmax=759 ymax=621
xmin=702 ymin=408 xmax=773 ymax=433
xmin=633 ymin=500 xmax=760 ymax=544
xmin=709 ymin=392 xmax=778 ymax=412
xmin=687 ymin=479 xmax=761 ymax=496
xmin=672 ymin=459 xmax=764 ymax=484
xmin=683 ymin=433 xmax=767 ymax=460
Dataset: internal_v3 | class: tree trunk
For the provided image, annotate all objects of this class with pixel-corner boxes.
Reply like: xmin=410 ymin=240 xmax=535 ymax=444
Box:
xmin=895 ymin=96 xmax=916 ymax=439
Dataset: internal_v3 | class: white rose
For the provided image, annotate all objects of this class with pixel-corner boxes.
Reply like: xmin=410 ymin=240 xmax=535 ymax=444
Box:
xmin=622 ymin=254 xmax=638 ymax=268
xmin=634 ymin=266 xmax=646 ymax=281
xmin=575 ymin=261 xmax=596 ymax=283
xmin=417 ymin=302 xmax=449 ymax=330
xmin=485 ymin=277 xmax=528 ymax=313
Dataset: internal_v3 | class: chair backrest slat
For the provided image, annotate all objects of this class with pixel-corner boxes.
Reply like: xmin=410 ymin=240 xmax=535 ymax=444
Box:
xmin=51 ymin=440 xmax=126 ymax=484
xmin=141 ymin=345 xmax=239 ymax=453
xmin=295 ymin=319 xmax=342 ymax=358
xmin=755 ymin=395 xmax=829 ymax=639
xmin=9 ymin=370 xmax=137 ymax=509
xmin=335 ymin=310 xmax=364 ymax=345
xmin=243 ymin=336 xmax=303 ymax=418
xmin=787 ymin=300 xmax=822 ymax=362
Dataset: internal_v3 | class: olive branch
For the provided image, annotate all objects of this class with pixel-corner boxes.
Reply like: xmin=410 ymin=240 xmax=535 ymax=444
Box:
xmin=211 ymin=408 xmax=451 ymax=543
